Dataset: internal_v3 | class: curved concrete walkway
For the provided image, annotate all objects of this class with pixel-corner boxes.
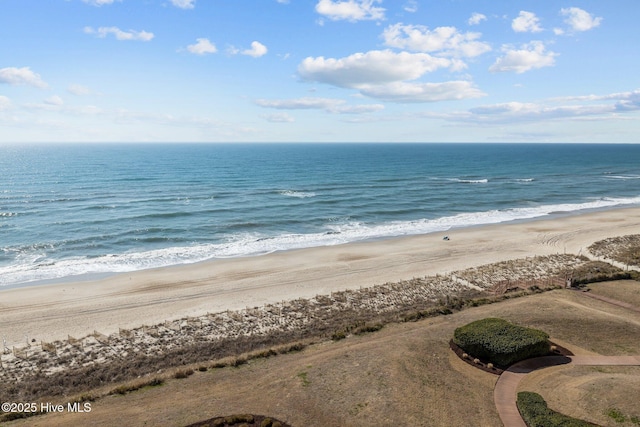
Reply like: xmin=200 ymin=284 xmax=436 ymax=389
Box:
xmin=494 ymin=355 xmax=640 ymax=427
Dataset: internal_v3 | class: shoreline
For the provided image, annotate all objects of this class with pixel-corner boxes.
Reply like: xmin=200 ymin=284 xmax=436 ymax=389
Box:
xmin=1 ymin=206 xmax=639 ymax=347
xmin=3 ymin=203 xmax=633 ymax=291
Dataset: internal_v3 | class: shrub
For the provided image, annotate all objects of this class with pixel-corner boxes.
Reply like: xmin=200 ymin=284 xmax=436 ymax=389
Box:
xmin=453 ymin=318 xmax=550 ymax=367
xmin=331 ymin=330 xmax=346 ymax=341
xmin=354 ymin=323 xmax=383 ymax=335
xmin=517 ymin=391 xmax=598 ymax=426
xmin=606 ymin=408 xmax=626 ymax=423
xmin=174 ymin=368 xmax=194 ymax=379
xmin=231 ymin=357 xmax=247 ymax=367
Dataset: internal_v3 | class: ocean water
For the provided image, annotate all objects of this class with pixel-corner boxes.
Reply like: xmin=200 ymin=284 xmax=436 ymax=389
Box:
xmin=1 ymin=143 xmax=639 ymax=287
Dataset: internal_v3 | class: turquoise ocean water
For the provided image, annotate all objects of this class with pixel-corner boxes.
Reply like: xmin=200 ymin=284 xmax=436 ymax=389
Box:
xmin=1 ymin=143 xmax=639 ymax=287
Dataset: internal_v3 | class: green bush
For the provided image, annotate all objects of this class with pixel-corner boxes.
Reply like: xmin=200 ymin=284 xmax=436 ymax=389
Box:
xmin=453 ymin=318 xmax=550 ymax=366
xmin=517 ymin=391 xmax=598 ymax=426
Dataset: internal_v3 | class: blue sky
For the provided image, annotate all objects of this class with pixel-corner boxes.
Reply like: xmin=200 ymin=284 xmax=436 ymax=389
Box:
xmin=1 ymin=0 xmax=638 ymax=142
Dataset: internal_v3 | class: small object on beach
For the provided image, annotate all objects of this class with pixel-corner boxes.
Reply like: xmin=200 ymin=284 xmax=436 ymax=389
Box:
xmin=443 ymin=236 xmax=450 ymax=241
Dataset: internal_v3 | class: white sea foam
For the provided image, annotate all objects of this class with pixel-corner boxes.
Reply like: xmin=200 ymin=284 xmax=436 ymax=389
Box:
xmin=279 ymin=190 xmax=316 ymax=198
xmin=448 ymin=178 xmax=489 ymax=184
xmin=605 ymin=175 xmax=640 ymax=180
xmin=2 ymin=195 xmax=639 ymax=287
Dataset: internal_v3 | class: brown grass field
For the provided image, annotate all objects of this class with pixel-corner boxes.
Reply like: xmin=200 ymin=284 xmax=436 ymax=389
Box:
xmin=5 ymin=280 xmax=639 ymax=427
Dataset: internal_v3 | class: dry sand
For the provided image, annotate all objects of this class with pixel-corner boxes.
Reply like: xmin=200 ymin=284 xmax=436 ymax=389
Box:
xmin=1 ymin=207 xmax=639 ymax=347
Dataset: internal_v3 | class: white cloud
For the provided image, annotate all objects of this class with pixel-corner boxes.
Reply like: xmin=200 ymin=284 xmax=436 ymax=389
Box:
xmin=171 ymin=0 xmax=195 ymax=9
xmin=82 ymin=0 xmax=120 ymax=6
xmin=255 ymin=97 xmax=384 ymax=114
xmin=262 ymin=112 xmax=295 ymax=122
xmin=512 ymin=11 xmax=542 ymax=33
xmin=382 ymin=23 xmax=491 ymax=58
xmin=44 ymin=95 xmax=64 ymax=106
xmin=298 ymin=50 xmax=455 ymax=88
xmin=242 ymin=41 xmax=268 ymax=58
xmin=560 ymin=7 xmax=602 ymax=32
xmin=315 ymin=0 xmax=385 ymax=22
xmin=555 ymin=89 xmax=640 ymax=104
xmin=359 ymin=81 xmax=485 ymax=103
xmin=552 ymin=89 xmax=640 ymax=112
xmin=276 ymin=0 xmax=290 ymax=3
xmin=334 ymin=103 xmax=385 ymax=114
xmin=84 ymin=26 xmax=154 ymax=41
xmin=403 ymin=1 xmax=417 ymax=13
xmin=0 ymin=96 xmax=12 ymax=111
xmin=489 ymin=41 xmax=557 ymax=74
xmin=0 ymin=66 xmax=48 ymax=88
xmin=298 ymin=50 xmax=484 ymax=103
xmin=257 ymin=97 xmax=345 ymax=110
xmin=439 ymin=89 xmax=640 ymax=126
xmin=465 ymin=101 xmax=615 ymax=123
xmin=468 ymin=13 xmax=487 ymax=26
xmin=187 ymin=38 xmax=217 ymax=55
xmin=67 ymin=84 xmax=92 ymax=96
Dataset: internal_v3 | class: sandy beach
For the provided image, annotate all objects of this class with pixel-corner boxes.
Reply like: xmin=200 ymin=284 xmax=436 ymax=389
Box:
xmin=1 ymin=207 xmax=639 ymax=348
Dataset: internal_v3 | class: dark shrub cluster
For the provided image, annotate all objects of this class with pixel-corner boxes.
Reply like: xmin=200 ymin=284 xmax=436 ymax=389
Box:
xmin=569 ymin=261 xmax=632 ymax=286
xmin=185 ymin=414 xmax=290 ymax=427
xmin=453 ymin=318 xmax=550 ymax=367
xmin=517 ymin=391 xmax=598 ymax=427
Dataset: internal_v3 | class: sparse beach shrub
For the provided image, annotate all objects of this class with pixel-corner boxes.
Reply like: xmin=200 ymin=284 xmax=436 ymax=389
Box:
xmin=589 ymin=235 xmax=640 ymax=267
xmin=606 ymin=408 xmax=627 ymax=423
xmin=174 ymin=368 xmax=194 ymax=379
xmin=569 ymin=261 xmax=632 ymax=286
xmin=354 ymin=323 xmax=383 ymax=335
xmin=108 ymin=377 xmax=164 ymax=395
xmin=331 ymin=330 xmax=346 ymax=341
xmin=453 ymin=318 xmax=550 ymax=367
xmin=231 ymin=356 xmax=247 ymax=367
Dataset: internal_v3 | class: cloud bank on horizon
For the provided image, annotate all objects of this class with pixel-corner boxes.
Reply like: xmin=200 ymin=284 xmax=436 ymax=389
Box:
xmin=0 ymin=0 xmax=638 ymax=143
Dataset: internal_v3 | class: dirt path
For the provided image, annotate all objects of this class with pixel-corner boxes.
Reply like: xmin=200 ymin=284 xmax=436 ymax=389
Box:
xmin=494 ymin=355 xmax=640 ymax=427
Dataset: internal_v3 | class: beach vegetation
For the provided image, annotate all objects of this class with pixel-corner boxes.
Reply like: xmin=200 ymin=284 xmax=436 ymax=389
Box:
xmin=589 ymin=235 xmax=640 ymax=267
xmin=517 ymin=392 xmax=598 ymax=427
xmin=606 ymin=407 xmax=627 ymax=423
xmin=109 ymin=377 xmax=164 ymax=395
xmin=353 ymin=322 xmax=384 ymax=335
xmin=183 ymin=414 xmax=289 ymax=427
xmin=331 ymin=330 xmax=346 ymax=341
xmin=174 ymin=368 xmax=194 ymax=379
xmin=297 ymin=371 xmax=310 ymax=387
xmin=569 ymin=261 xmax=633 ymax=286
xmin=453 ymin=318 xmax=550 ymax=367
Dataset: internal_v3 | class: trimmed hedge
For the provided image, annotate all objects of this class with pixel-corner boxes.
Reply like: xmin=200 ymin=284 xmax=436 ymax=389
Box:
xmin=453 ymin=318 xmax=550 ymax=367
xmin=517 ymin=392 xmax=598 ymax=427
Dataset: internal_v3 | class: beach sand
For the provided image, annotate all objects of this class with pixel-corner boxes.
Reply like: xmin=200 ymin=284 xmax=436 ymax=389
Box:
xmin=1 ymin=207 xmax=639 ymax=347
